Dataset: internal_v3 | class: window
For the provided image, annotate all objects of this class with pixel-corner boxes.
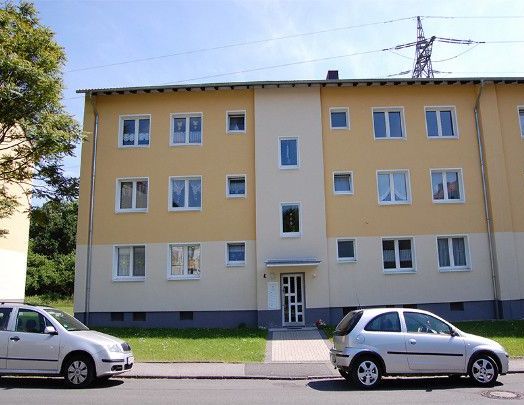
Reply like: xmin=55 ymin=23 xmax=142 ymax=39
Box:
xmin=382 ymin=238 xmax=414 ymax=272
xmin=111 ymin=312 xmax=124 ymax=322
xmin=330 ymin=108 xmax=349 ymax=129
xmin=116 ymin=178 xmax=148 ymax=212
xmin=337 ymin=239 xmax=356 ymax=262
xmin=169 ymin=177 xmax=202 ymax=210
xmin=404 ymin=312 xmax=452 ymax=335
xmin=365 ymin=312 xmax=401 ymax=332
xmin=168 ymin=244 xmax=201 ymax=279
xmin=437 ymin=236 xmax=469 ymax=270
xmin=15 ymin=309 xmax=48 ymax=333
xmin=279 ymin=137 xmax=299 ymax=169
xmin=431 ymin=169 xmax=464 ymax=202
xmin=226 ymin=175 xmax=246 ymax=198
xmin=180 ymin=311 xmax=193 ymax=321
xmin=450 ymin=302 xmax=465 ymax=312
xmin=133 ymin=312 xmax=146 ymax=322
xmin=425 ymin=107 xmax=457 ymax=137
xmin=373 ymin=108 xmax=405 ymax=139
xmin=518 ymin=107 xmax=524 ymax=137
xmin=333 ymin=172 xmax=353 ymax=195
xmin=377 ymin=171 xmax=410 ymax=204
xmin=226 ymin=242 xmax=246 ymax=266
xmin=171 ymin=113 xmax=202 ymax=145
xmin=280 ymin=203 xmax=301 ymax=237
xmin=227 ymin=111 xmax=246 ymax=133
xmin=114 ymin=246 xmax=146 ymax=280
xmin=0 ymin=308 xmax=12 ymax=331
xmin=119 ymin=115 xmax=150 ymax=147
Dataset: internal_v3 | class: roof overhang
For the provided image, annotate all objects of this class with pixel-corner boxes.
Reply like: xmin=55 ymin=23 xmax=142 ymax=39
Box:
xmin=265 ymin=257 xmax=321 ymax=268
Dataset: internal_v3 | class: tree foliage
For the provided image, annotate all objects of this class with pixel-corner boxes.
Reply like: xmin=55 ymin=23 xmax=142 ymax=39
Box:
xmin=26 ymin=200 xmax=77 ymax=296
xmin=0 ymin=1 xmax=81 ymax=229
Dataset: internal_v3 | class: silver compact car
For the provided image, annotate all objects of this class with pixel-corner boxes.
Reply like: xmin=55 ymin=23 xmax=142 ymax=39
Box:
xmin=0 ymin=303 xmax=134 ymax=388
xmin=330 ymin=308 xmax=509 ymax=389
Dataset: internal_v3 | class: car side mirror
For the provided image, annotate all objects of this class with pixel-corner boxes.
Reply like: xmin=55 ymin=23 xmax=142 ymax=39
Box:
xmin=44 ymin=326 xmax=58 ymax=335
xmin=450 ymin=328 xmax=459 ymax=337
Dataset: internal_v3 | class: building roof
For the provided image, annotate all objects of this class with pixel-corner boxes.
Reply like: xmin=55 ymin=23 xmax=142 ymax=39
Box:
xmin=77 ymin=77 xmax=524 ymax=96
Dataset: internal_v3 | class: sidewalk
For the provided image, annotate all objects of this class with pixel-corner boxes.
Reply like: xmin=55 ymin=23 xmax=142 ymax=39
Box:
xmin=122 ymin=358 xmax=524 ymax=380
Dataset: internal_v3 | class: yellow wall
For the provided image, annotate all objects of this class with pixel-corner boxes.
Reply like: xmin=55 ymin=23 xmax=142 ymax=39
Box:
xmin=77 ymin=90 xmax=256 ymax=245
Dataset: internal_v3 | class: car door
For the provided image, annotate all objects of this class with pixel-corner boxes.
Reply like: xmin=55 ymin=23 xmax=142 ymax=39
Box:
xmin=6 ymin=308 xmax=60 ymax=372
xmin=403 ymin=312 xmax=466 ymax=372
xmin=0 ymin=307 xmax=14 ymax=369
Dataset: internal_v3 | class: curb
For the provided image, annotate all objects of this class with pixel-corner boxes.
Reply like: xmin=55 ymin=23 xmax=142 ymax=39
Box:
xmin=119 ymin=375 xmax=337 ymax=380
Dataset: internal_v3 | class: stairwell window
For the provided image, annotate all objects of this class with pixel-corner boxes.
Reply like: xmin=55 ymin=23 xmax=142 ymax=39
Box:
xmin=382 ymin=238 xmax=415 ymax=273
xmin=519 ymin=107 xmax=524 ymax=137
xmin=169 ymin=177 xmax=202 ymax=211
xmin=377 ymin=170 xmax=411 ymax=205
xmin=116 ymin=178 xmax=148 ymax=212
xmin=114 ymin=245 xmax=146 ymax=281
xmin=431 ymin=169 xmax=464 ymax=203
xmin=168 ymin=244 xmax=201 ymax=280
xmin=425 ymin=107 xmax=458 ymax=138
xmin=437 ymin=236 xmax=470 ymax=271
xmin=280 ymin=202 xmax=301 ymax=237
xmin=119 ymin=115 xmax=150 ymax=147
xmin=373 ymin=108 xmax=405 ymax=139
xmin=279 ymin=137 xmax=299 ymax=169
xmin=171 ymin=113 xmax=202 ymax=145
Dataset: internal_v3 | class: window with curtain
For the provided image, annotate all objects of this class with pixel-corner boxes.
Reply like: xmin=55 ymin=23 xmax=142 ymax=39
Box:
xmin=437 ymin=236 xmax=469 ymax=270
xmin=281 ymin=203 xmax=300 ymax=236
xmin=227 ymin=112 xmax=246 ymax=132
xmin=227 ymin=176 xmax=246 ymax=197
xmin=171 ymin=114 xmax=202 ymax=145
xmin=115 ymin=246 xmax=145 ymax=279
xmin=431 ymin=169 xmax=463 ymax=202
xmin=168 ymin=244 xmax=201 ymax=279
xmin=120 ymin=116 xmax=150 ymax=147
xmin=377 ymin=171 xmax=410 ymax=204
xmin=117 ymin=178 xmax=148 ymax=212
xmin=333 ymin=172 xmax=353 ymax=194
xmin=170 ymin=177 xmax=202 ymax=210
xmin=382 ymin=238 xmax=414 ymax=272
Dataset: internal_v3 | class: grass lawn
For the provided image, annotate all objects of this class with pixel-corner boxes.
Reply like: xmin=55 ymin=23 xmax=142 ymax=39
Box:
xmin=323 ymin=320 xmax=524 ymax=357
xmin=25 ymin=295 xmax=74 ymax=315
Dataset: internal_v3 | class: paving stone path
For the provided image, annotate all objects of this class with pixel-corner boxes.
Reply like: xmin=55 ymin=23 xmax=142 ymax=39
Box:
xmin=269 ymin=329 xmax=331 ymax=363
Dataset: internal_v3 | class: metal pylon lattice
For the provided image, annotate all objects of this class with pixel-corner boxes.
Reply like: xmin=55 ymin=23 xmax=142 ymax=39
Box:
xmin=412 ymin=16 xmax=436 ymax=78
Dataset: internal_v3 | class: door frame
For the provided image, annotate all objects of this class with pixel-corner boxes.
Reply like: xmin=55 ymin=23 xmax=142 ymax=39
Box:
xmin=280 ymin=273 xmax=306 ymax=327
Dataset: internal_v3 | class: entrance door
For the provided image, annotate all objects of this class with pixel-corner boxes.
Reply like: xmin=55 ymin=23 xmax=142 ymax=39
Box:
xmin=281 ymin=274 xmax=305 ymax=326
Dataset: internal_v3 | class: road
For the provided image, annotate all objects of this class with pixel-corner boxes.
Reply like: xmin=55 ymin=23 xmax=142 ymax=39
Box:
xmin=0 ymin=375 xmax=522 ymax=404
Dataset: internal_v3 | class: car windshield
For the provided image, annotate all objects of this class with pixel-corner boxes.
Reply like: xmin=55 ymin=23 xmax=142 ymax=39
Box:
xmin=44 ymin=308 xmax=89 ymax=331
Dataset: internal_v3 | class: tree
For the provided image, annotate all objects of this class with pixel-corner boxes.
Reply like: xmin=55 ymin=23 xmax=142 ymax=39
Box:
xmin=0 ymin=1 xmax=81 ymax=234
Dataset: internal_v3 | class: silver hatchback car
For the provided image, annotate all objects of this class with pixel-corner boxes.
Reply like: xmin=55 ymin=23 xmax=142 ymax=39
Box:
xmin=330 ymin=308 xmax=509 ymax=389
xmin=0 ymin=303 xmax=134 ymax=388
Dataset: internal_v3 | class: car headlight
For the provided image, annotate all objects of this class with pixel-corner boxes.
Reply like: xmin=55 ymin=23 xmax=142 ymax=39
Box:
xmin=107 ymin=343 xmax=123 ymax=353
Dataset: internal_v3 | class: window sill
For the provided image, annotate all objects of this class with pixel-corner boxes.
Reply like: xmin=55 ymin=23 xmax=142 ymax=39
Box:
xmin=227 ymin=130 xmax=246 ymax=134
xmin=378 ymin=201 xmax=411 ymax=206
xmin=113 ymin=277 xmax=145 ymax=282
xmin=383 ymin=269 xmax=416 ymax=275
xmin=438 ymin=267 xmax=471 ymax=273
xmin=226 ymin=262 xmax=245 ymax=268
xmin=427 ymin=135 xmax=459 ymax=139
xmin=281 ymin=233 xmax=301 ymax=238
xmin=169 ymin=143 xmax=203 ymax=147
xmin=432 ymin=199 xmax=465 ymax=204
xmin=279 ymin=166 xmax=299 ymax=170
xmin=334 ymin=191 xmax=354 ymax=195
xmin=373 ymin=136 xmax=406 ymax=141
xmin=226 ymin=194 xmax=246 ymax=199
xmin=118 ymin=144 xmax=150 ymax=148
xmin=169 ymin=207 xmax=202 ymax=212
xmin=330 ymin=126 xmax=350 ymax=131
xmin=115 ymin=209 xmax=148 ymax=214
xmin=167 ymin=276 xmax=200 ymax=281
xmin=337 ymin=258 xmax=357 ymax=263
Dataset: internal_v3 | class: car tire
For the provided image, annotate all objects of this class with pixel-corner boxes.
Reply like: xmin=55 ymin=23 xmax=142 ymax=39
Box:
xmin=338 ymin=369 xmax=351 ymax=382
xmin=469 ymin=354 xmax=498 ymax=387
xmin=351 ymin=356 xmax=382 ymax=389
xmin=63 ymin=354 xmax=96 ymax=388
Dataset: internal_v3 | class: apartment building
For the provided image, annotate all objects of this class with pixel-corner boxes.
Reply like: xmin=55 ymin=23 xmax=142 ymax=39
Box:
xmin=74 ymin=76 xmax=524 ymax=328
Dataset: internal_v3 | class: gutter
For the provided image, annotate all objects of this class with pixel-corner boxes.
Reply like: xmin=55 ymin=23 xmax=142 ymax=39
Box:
xmin=84 ymin=93 xmax=99 ymax=326
xmin=473 ymin=81 xmax=501 ymax=319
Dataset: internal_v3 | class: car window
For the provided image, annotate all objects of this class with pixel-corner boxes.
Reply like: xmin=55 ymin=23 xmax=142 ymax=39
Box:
xmin=334 ymin=310 xmax=363 ymax=336
xmin=44 ymin=308 xmax=89 ymax=331
xmin=0 ymin=308 xmax=12 ymax=331
xmin=404 ymin=312 xmax=451 ymax=335
xmin=15 ymin=309 xmax=47 ymax=334
xmin=364 ymin=312 xmax=401 ymax=332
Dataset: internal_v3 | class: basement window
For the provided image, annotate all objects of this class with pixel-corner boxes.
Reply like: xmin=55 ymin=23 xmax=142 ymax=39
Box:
xmin=450 ymin=302 xmax=465 ymax=312
xmin=111 ymin=312 xmax=124 ymax=322
xmin=180 ymin=311 xmax=194 ymax=321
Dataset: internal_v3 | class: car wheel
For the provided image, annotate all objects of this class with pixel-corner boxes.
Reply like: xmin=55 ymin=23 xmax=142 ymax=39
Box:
xmin=338 ymin=369 xmax=351 ymax=382
xmin=469 ymin=355 xmax=498 ymax=386
xmin=63 ymin=355 xmax=95 ymax=388
xmin=351 ymin=357 xmax=382 ymax=389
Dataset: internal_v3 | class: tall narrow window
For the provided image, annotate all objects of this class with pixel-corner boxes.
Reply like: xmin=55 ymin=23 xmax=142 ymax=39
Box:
xmin=116 ymin=178 xmax=148 ymax=212
xmin=119 ymin=116 xmax=150 ymax=147
xmin=437 ymin=236 xmax=469 ymax=270
xmin=377 ymin=171 xmax=410 ymax=204
xmin=169 ymin=177 xmax=202 ymax=210
xmin=382 ymin=238 xmax=414 ymax=272
xmin=431 ymin=169 xmax=464 ymax=202
xmin=373 ymin=108 xmax=404 ymax=139
xmin=114 ymin=246 xmax=146 ymax=280
xmin=168 ymin=244 xmax=201 ymax=279
xmin=425 ymin=107 xmax=457 ymax=138
xmin=519 ymin=108 xmax=524 ymax=137
xmin=171 ymin=114 xmax=202 ymax=145
xmin=279 ymin=137 xmax=299 ymax=169
xmin=281 ymin=203 xmax=300 ymax=237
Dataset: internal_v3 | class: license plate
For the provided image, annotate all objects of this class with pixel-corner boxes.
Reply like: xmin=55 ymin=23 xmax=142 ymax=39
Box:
xmin=127 ymin=356 xmax=134 ymax=365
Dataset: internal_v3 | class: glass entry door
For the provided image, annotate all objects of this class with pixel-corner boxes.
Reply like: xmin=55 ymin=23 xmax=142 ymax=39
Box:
xmin=281 ymin=274 xmax=305 ymax=326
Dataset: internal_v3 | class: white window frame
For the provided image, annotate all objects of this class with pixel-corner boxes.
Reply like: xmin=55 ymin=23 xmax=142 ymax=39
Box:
xmin=278 ymin=136 xmax=300 ymax=170
xmin=115 ymin=177 xmax=149 ymax=213
xmin=329 ymin=107 xmax=350 ymax=130
xmin=518 ymin=106 xmax=524 ymax=138
xmin=118 ymin=114 xmax=151 ymax=148
xmin=170 ymin=112 xmax=203 ymax=146
xmin=280 ymin=202 xmax=302 ymax=238
xmin=381 ymin=237 xmax=416 ymax=274
xmin=167 ymin=243 xmax=202 ymax=280
xmin=226 ymin=174 xmax=247 ymax=198
xmin=225 ymin=241 xmax=246 ymax=267
xmin=376 ymin=170 xmax=411 ymax=205
xmin=168 ymin=176 xmax=202 ymax=211
xmin=226 ymin=110 xmax=247 ymax=134
xmin=113 ymin=245 xmax=146 ymax=281
xmin=372 ymin=107 xmax=406 ymax=140
xmin=333 ymin=171 xmax=354 ymax=195
xmin=424 ymin=106 xmax=459 ymax=138
xmin=436 ymin=235 xmax=471 ymax=272
xmin=336 ymin=238 xmax=357 ymax=263
xmin=430 ymin=168 xmax=465 ymax=203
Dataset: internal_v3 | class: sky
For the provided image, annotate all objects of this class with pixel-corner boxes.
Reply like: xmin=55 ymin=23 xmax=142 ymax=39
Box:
xmin=31 ymin=0 xmax=524 ymax=179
